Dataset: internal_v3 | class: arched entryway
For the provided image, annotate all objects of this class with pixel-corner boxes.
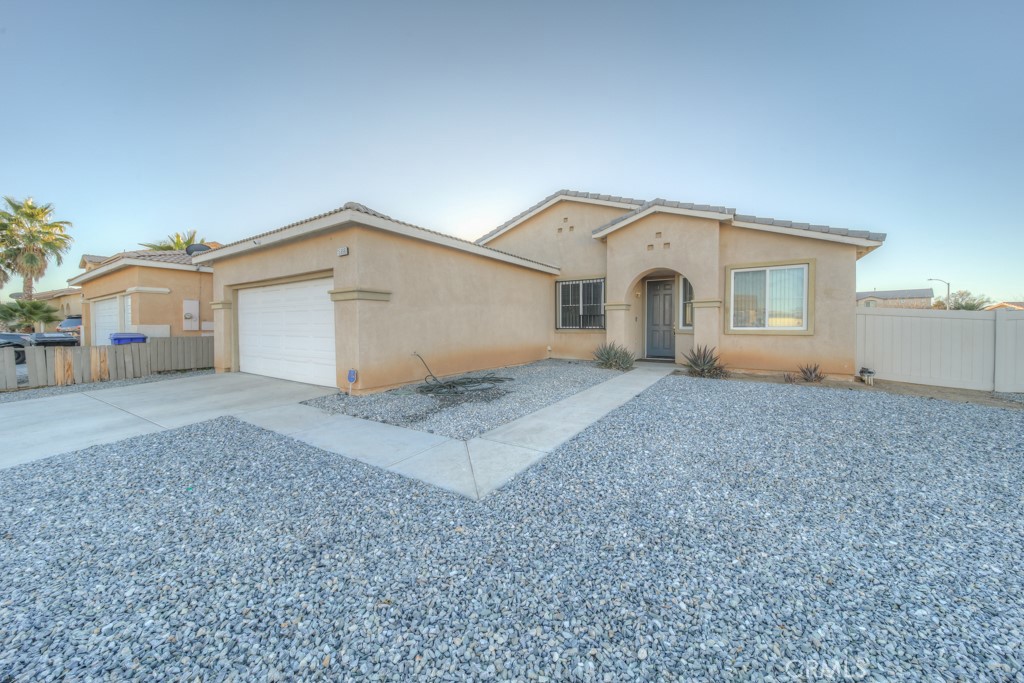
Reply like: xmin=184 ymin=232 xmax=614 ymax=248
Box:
xmin=616 ymin=268 xmax=697 ymax=361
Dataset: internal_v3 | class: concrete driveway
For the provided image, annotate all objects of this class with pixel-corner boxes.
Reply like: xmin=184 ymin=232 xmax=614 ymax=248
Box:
xmin=0 ymin=373 xmax=336 ymax=470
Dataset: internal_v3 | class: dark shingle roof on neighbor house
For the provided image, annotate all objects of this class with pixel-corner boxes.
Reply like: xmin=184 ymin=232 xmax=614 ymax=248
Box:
xmin=201 ymin=201 xmax=558 ymax=271
xmin=10 ymin=287 xmax=80 ymax=300
xmin=856 ymin=288 xmax=934 ymax=301
xmin=478 ymin=189 xmax=887 ymax=244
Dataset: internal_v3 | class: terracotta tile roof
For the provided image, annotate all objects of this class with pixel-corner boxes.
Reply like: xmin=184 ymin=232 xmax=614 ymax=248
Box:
xmin=10 ymin=287 xmax=81 ymax=300
xmin=594 ymin=197 xmax=887 ymax=242
xmin=100 ymin=250 xmax=195 ymax=265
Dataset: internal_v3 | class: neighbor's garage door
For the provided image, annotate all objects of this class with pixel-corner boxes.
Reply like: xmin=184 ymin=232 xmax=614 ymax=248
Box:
xmin=92 ymin=297 xmax=119 ymax=346
xmin=237 ymin=278 xmax=337 ymax=387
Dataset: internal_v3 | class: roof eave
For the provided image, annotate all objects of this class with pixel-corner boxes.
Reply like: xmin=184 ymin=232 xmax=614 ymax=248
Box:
xmin=68 ymin=258 xmax=213 ymax=285
xmin=194 ymin=209 xmax=560 ymax=275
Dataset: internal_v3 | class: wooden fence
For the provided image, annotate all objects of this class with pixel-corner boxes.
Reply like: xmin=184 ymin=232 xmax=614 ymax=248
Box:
xmin=0 ymin=336 xmax=214 ymax=392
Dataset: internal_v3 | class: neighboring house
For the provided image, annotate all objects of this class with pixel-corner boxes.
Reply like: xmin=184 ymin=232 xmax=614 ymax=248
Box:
xmin=856 ymin=288 xmax=933 ymax=308
xmin=10 ymin=287 xmax=83 ymax=331
xmin=196 ymin=190 xmax=885 ymax=392
xmin=67 ymin=251 xmax=214 ymax=346
xmin=983 ymin=301 xmax=1024 ymax=311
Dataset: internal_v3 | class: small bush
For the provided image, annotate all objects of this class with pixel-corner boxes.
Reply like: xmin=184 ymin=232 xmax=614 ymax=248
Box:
xmin=798 ymin=363 xmax=826 ymax=382
xmin=683 ymin=345 xmax=728 ymax=379
xmin=783 ymin=372 xmax=798 ymax=384
xmin=593 ymin=342 xmax=635 ymax=371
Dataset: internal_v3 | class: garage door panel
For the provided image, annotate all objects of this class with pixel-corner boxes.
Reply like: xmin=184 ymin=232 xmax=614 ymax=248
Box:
xmin=237 ymin=278 xmax=337 ymax=388
xmin=92 ymin=298 xmax=119 ymax=346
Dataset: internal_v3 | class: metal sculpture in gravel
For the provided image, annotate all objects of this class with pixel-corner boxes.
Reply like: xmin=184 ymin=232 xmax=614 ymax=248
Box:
xmin=412 ymin=352 xmax=512 ymax=395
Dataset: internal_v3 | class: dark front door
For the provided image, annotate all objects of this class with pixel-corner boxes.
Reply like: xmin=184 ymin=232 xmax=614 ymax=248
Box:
xmin=646 ymin=280 xmax=675 ymax=358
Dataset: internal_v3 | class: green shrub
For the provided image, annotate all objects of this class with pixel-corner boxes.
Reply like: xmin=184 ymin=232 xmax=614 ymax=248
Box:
xmin=593 ymin=342 xmax=635 ymax=371
xmin=683 ymin=345 xmax=728 ymax=379
xmin=798 ymin=363 xmax=826 ymax=383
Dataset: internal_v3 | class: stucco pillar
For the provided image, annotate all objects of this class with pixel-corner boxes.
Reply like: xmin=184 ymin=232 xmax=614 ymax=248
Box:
xmin=210 ymin=299 xmax=233 ymax=373
xmin=692 ymin=300 xmax=722 ymax=353
xmin=605 ymin=303 xmax=631 ymax=348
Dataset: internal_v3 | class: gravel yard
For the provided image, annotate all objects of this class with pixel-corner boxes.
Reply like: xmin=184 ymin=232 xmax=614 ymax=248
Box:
xmin=2 ymin=375 xmax=1022 ymax=680
xmin=304 ymin=359 xmax=621 ymax=440
xmin=1 ymin=368 xmax=214 ymax=404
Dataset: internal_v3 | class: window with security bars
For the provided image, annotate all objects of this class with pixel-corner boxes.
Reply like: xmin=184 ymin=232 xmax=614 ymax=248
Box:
xmin=557 ymin=278 xmax=605 ymax=329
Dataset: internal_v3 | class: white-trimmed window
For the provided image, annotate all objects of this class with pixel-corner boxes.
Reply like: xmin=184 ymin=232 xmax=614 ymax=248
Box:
xmin=731 ymin=264 xmax=808 ymax=330
xmin=557 ymin=278 xmax=605 ymax=329
xmin=679 ymin=277 xmax=694 ymax=328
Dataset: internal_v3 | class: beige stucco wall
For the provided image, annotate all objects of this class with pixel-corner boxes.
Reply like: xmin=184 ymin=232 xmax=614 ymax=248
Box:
xmin=718 ymin=224 xmax=858 ymax=375
xmin=210 ymin=224 xmax=554 ymax=392
xmin=79 ymin=266 xmax=213 ymax=345
xmin=604 ymin=213 xmax=722 ymax=364
xmin=484 ymin=200 xmax=629 ymax=361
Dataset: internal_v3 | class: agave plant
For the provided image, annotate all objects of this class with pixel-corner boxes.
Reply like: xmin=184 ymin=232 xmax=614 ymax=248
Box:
xmin=593 ymin=342 xmax=635 ymax=371
xmin=683 ymin=345 xmax=728 ymax=379
xmin=798 ymin=363 xmax=826 ymax=382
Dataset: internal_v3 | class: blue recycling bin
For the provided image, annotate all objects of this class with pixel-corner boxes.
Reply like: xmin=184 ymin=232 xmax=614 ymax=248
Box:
xmin=110 ymin=332 xmax=148 ymax=345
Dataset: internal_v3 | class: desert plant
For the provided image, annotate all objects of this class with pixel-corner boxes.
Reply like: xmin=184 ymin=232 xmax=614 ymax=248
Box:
xmin=683 ymin=345 xmax=728 ymax=379
xmin=798 ymin=363 xmax=826 ymax=382
xmin=139 ymin=229 xmax=208 ymax=251
xmin=593 ymin=342 xmax=635 ymax=371
xmin=783 ymin=372 xmax=798 ymax=384
xmin=0 ymin=299 xmax=61 ymax=332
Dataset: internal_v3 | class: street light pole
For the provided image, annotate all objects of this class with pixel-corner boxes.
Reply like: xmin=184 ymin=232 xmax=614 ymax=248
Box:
xmin=928 ymin=278 xmax=951 ymax=310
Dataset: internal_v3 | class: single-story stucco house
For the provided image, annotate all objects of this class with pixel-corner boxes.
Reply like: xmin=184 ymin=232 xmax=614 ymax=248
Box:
xmin=11 ymin=287 xmax=83 ymax=330
xmin=195 ymin=190 xmax=885 ymax=392
xmin=69 ymin=251 xmax=214 ymax=346
xmin=856 ymin=288 xmax=933 ymax=308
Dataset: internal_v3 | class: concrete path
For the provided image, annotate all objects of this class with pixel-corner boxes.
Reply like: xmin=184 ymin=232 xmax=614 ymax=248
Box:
xmin=240 ymin=362 xmax=675 ymax=499
xmin=3 ymin=363 xmax=674 ymax=500
xmin=0 ymin=373 xmax=335 ymax=470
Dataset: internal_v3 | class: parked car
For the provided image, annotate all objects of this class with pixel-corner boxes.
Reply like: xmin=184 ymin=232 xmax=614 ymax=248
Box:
xmin=0 ymin=332 xmax=79 ymax=365
xmin=56 ymin=314 xmax=82 ymax=337
xmin=0 ymin=332 xmax=31 ymax=364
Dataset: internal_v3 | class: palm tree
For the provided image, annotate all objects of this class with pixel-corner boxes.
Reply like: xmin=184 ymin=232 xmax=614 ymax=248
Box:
xmin=139 ymin=229 xmax=207 ymax=251
xmin=0 ymin=197 xmax=73 ymax=300
xmin=0 ymin=299 xmax=61 ymax=332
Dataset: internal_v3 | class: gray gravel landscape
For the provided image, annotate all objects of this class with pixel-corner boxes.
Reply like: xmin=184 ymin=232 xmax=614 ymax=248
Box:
xmin=1 ymin=368 xmax=214 ymax=404
xmin=304 ymin=358 xmax=621 ymax=440
xmin=2 ymin=375 xmax=1023 ymax=680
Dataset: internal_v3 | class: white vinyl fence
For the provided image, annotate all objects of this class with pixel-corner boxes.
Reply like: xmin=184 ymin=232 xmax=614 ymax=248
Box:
xmin=856 ymin=308 xmax=1024 ymax=392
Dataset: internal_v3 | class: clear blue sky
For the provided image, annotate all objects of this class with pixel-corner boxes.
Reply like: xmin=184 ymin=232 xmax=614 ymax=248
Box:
xmin=2 ymin=0 xmax=1021 ymax=301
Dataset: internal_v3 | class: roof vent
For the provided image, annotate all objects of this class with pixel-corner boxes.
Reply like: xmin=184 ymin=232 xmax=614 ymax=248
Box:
xmin=185 ymin=244 xmax=212 ymax=256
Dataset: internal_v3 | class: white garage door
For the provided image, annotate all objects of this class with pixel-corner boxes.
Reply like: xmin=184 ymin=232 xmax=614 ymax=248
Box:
xmin=92 ymin=297 xmax=119 ymax=346
xmin=237 ymin=278 xmax=337 ymax=387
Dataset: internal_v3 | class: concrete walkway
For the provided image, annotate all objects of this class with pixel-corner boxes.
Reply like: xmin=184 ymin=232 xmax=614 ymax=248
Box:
xmin=3 ymin=364 xmax=674 ymax=500
xmin=240 ymin=363 xmax=675 ymax=499
xmin=0 ymin=373 xmax=335 ymax=470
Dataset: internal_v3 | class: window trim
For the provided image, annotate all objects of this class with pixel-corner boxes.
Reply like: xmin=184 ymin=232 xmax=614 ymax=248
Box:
xmin=556 ymin=277 xmax=606 ymax=330
xmin=678 ymin=276 xmax=694 ymax=330
xmin=724 ymin=259 xmax=815 ymax=336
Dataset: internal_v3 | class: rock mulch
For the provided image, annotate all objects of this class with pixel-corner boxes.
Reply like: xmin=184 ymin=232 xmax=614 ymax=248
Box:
xmin=304 ymin=359 xmax=621 ymax=440
xmin=1 ymin=375 xmax=1022 ymax=680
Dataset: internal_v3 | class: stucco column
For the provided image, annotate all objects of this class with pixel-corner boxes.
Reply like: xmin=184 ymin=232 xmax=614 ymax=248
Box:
xmin=210 ymin=299 xmax=233 ymax=373
xmin=605 ymin=302 xmax=631 ymax=348
xmin=692 ymin=300 xmax=722 ymax=352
